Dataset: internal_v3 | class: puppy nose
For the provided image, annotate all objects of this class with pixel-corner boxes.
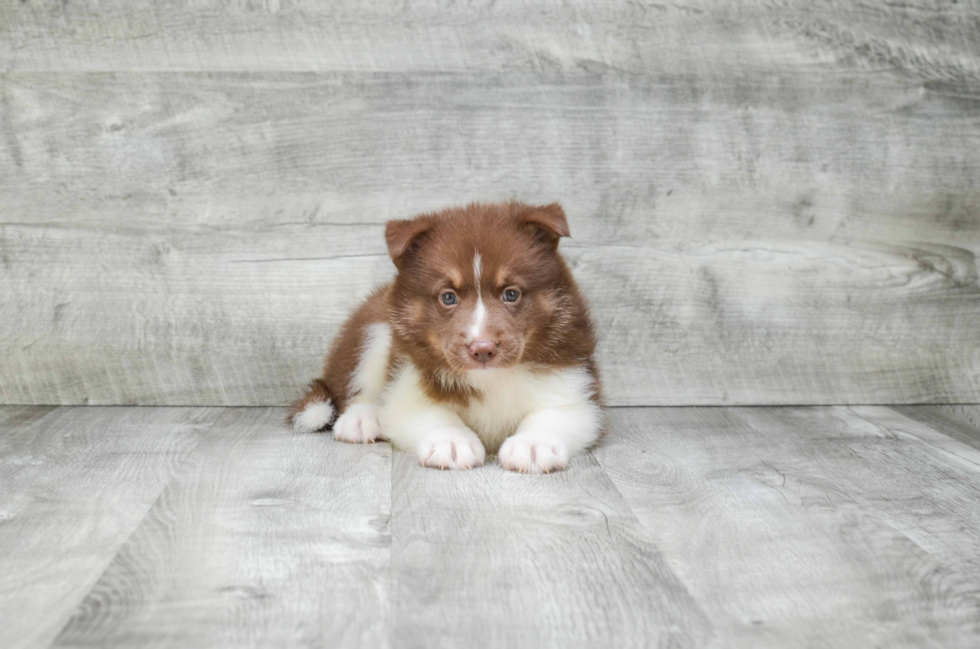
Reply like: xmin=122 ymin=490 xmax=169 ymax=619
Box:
xmin=468 ymin=340 xmax=497 ymax=363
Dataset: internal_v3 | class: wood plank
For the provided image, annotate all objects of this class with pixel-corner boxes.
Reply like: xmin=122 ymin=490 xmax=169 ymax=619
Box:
xmin=594 ymin=407 xmax=980 ymax=648
xmin=762 ymin=406 xmax=980 ymax=595
xmin=52 ymin=408 xmax=391 ymax=649
xmin=388 ymin=448 xmax=711 ymax=648
xmin=0 ymin=406 xmax=213 ymax=649
xmin=1 ymin=71 xmax=979 ymax=406
xmin=893 ymin=405 xmax=980 ymax=452
xmin=3 ymin=0 xmax=979 ymax=76
xmin=3 ymin=404 xmax=979 ymax=646
xmin=0 ymin=404 xmax=55 ymax=430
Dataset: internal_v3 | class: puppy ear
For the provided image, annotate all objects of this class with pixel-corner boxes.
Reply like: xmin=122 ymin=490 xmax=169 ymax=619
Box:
xmin=522 ymin=203 xmax=570 ymax=247
xmin=385 ymin=215 xmax=435 ymax=269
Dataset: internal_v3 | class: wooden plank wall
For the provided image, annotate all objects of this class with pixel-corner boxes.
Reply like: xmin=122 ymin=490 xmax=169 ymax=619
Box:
xmin=1 ymin=0 xmax=979 ymax=406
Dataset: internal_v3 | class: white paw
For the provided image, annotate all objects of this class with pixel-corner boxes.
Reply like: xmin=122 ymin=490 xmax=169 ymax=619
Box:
xmin=333 ymin=403 xmax=384 ymax=444
xmin=499 ymin=433 xmax=569 ymax=474
xmin=417 ymin=427 xmax=486 ymax=470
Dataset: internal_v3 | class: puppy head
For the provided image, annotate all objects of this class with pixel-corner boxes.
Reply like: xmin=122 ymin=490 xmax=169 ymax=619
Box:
xmin=386 ymin=201 xmax=580 ymax=375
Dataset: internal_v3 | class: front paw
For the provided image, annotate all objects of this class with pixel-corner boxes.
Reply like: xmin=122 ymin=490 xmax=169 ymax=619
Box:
xmin=417 ymin=427 xmax=486 ymax=470
xmin=499 ymin=433 xmax=569 ymax=474
xmin=333 ymin=403 xmax=384 ymax=444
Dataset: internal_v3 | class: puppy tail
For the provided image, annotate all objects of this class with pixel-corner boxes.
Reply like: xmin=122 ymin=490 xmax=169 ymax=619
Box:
xmin=288 ymin=378 xmax=337 ymax=433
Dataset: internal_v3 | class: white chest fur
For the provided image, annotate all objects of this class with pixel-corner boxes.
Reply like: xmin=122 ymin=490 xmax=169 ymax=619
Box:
xmin=378 ymin=361 xmax=598 ymax=453
xmin=458 ymin=365 xmax=596 ymax=450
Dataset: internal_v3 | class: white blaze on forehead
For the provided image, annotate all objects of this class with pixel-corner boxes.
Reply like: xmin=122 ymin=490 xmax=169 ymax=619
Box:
xmin=469 ymin=252 xmax=488 ymax=341
xmin=472 ymin=252 xmax=482 ymax=293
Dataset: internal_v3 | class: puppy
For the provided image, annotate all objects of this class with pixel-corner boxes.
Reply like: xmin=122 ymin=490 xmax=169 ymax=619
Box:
xmin=288 ymin=201 xmax=603 ymax=473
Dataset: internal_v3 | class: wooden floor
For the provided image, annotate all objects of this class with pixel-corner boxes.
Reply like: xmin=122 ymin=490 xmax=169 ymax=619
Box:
xmin=2 ymin=405 xmax=979 ymax=648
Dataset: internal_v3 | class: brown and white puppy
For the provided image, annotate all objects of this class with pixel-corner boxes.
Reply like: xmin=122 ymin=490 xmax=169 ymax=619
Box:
xmin=289 ymin=201 xmax=603 ymax=472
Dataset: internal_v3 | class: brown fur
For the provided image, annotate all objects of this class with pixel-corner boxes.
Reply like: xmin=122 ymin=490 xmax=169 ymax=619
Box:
xmin=286 ymin=285 xmax=389 ymax=428
xmin=289 ymin=201 xmax=600 ymax=427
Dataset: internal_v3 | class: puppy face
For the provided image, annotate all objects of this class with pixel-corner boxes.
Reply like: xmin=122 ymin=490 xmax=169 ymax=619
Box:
xmin=387 ymin=202 xmax=582 ymax=376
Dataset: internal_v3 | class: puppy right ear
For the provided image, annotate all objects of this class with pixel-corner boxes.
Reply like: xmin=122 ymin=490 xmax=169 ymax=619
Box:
xmin=385 ymin=215 xmax=435 ymax=269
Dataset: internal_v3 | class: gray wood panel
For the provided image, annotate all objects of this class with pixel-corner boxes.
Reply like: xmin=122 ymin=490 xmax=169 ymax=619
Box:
xmin=594 ymin=407 xmax=980 ymax=648
xmin=893 ymin=405 xmax=980 ymax=451
xmin=52 ymin=408 xmax=391 ymax=649
xmin=761 ymin=406 xmax=980 ymax=602
xmin=2 ymin=66 xmax=979 ymax=406
xmin=389 ymin=445 xmax=711 ymax=648
xmin=3 ymin=0 xmax=980 ymax=77
xmin=0 ymin=407 xmax=213 ymax=649
xmin=3 ymin=405 xmax=980 ymax=647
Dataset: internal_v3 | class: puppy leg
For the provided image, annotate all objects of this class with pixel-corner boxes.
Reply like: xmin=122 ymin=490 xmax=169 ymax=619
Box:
xmin=380 ymin=367 xmax=486 ymax=470
xmin=290 ymin=320 xmax=391 ymax=443
xmin=390 ymin=406 xmax=486 ymax=470
xmin=499 ymin=401 xmax=602 ymax=474
xmin=412 ymin=414 xmax=486 ymax=470
xmin=331 ymin=322 xmax=391 ymax=444
xmin=289 ymin=287 xmax=391 ymax=438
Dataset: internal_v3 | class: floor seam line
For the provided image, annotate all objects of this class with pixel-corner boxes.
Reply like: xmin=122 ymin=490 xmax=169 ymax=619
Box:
xmin=41 ymin=406 xmax=232 ymax=649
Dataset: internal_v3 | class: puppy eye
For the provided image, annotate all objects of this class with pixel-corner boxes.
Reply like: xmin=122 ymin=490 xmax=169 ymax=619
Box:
xmin=502 ymin=288 xmax=521 ymax=303
xmin=440 ymin=291 xmax=458 ymax=306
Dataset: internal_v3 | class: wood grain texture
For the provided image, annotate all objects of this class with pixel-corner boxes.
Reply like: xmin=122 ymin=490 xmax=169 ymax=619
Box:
xmin=893 ymin=405 xmax=980 ymax=451
xmin=3 ymin=405 xmax=980 ymax=647
xmin=389 ymin=447 xmax=711 ymax=648
xmin=0 ymin=407 xmax=213 ymax=649
xmin=2 ymin=66 xmax=979 ymax=405
xmin=762 ymin=406 xmax=980 ymax=606
xmin=594 ymin=407 xmax=980 ymax=648
xmin=3 ymin=0 xmax=980 ymax=78
xmin=52 ymin=408 xmax=391 ymax=649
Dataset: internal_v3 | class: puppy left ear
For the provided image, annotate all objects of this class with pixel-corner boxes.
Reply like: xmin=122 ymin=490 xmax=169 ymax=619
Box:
xmin=522 ymin=203 xmax=570 ymax=247
xmin=385 ymin=215 xmax=435 ymax=269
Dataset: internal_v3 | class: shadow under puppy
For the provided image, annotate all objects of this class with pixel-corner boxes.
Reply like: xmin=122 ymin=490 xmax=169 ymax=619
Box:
xmin=289 ymin=201 xmax=603 ymax=473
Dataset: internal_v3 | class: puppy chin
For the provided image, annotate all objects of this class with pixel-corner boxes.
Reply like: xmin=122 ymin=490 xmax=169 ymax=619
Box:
xmin=464 ymin=359 xmax=503 ymax=371
xmin=443 ymin=348 xmax=504 ymax=372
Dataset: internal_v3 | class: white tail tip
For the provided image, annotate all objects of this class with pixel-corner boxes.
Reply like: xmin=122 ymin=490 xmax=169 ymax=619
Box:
xmin=293 ymin=400 xmax=336 ymax=433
